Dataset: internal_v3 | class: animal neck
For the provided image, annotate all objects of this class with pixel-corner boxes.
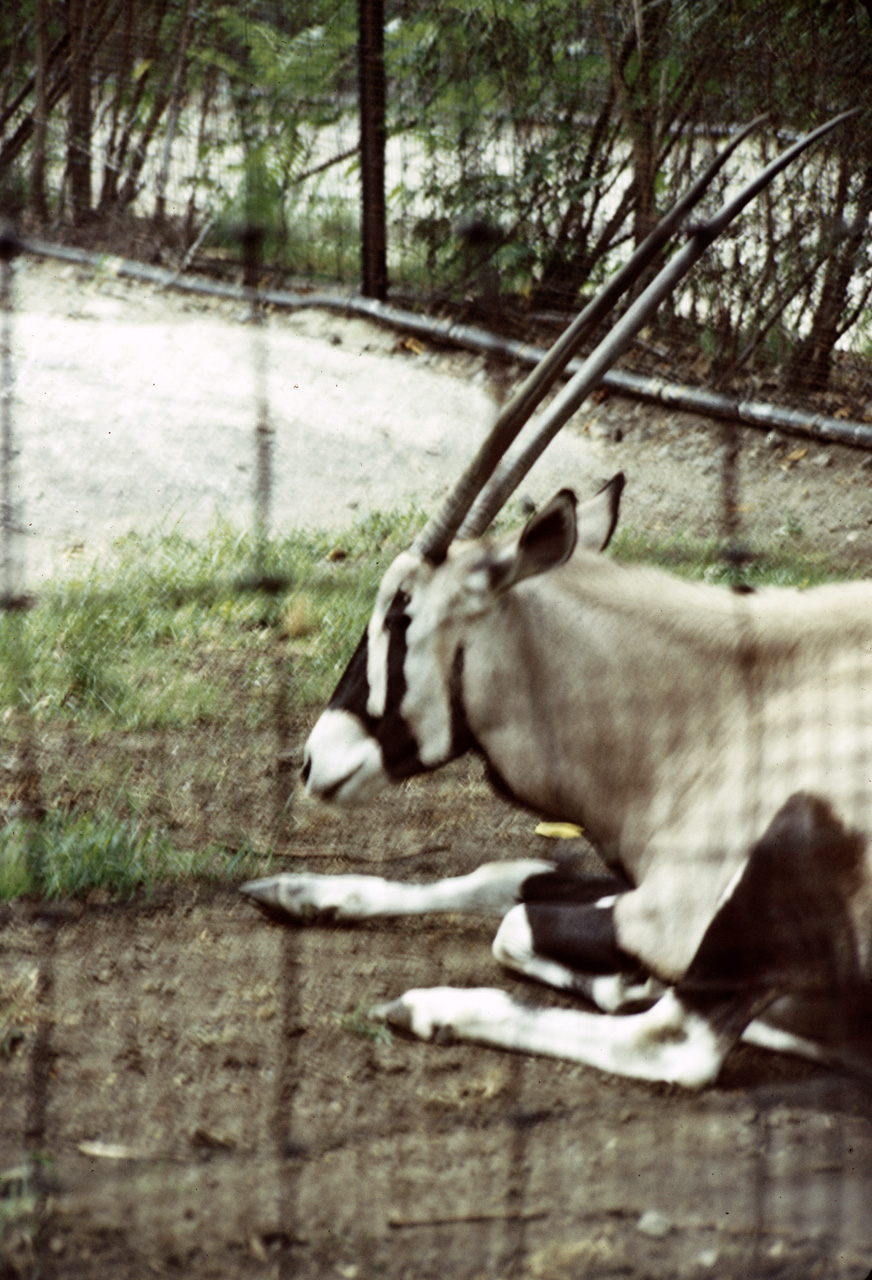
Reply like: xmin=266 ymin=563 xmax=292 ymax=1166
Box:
xmin=459 ymin=559 xmax=757 ymax=861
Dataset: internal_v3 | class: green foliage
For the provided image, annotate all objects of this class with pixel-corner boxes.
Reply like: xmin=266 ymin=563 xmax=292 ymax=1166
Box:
xmin=386 ymin=0 xmax=617 ymax=297
xmin=4 ymin=0 xmax=872 ymax=377
xmin=202 ymin=1 xmax=357 ymax=266
xmin=215 ymin=4 xmax=356 ymax=115
xmin=0 ymin=807 xmax=267 ymax=902
xmin=0 ymin=509 xmax=425 ymax=734
xmin=0 ymin=1157 xmax=42 ymax=1272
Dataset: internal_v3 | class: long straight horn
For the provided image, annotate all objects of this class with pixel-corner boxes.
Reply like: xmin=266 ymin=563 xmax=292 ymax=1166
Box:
xmin=459 ymin=109 xmax=857 ymax=540
xmin=411 ymin=117 xmax=768 ymax=564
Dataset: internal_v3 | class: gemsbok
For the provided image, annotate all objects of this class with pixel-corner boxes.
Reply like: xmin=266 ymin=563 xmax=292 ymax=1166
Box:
xmin=242 ymin=115 xmax=872 ymax=1088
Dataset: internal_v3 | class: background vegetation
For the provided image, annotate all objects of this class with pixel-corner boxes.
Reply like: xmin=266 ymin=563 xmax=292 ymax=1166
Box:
xmin=0 ymin=1 xmax=871 ymax=393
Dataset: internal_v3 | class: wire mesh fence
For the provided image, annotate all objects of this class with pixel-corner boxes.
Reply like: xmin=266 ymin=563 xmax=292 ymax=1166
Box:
xmin=2 ymin=6 xmax=872 ymax=1273
xmin=1 ymin=227 xmax=872 ymax=1279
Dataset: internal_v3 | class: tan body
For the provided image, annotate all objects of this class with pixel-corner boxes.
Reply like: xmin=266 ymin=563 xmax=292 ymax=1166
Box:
xmin=454 ymin=551 xmax=872 ymax=980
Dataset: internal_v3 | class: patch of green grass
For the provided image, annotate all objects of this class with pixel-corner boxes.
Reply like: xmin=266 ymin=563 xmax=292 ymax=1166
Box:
xmin=610 ymin=525 xmax=866 ymax=589
xmin=340 ymin=1003 xmax=394 ymax=1046
xmin=0 ymin=1156 xmax=43 ymax=1273
xmin=0 ymin=808 xmax=270 ymax=902
xmin=11 ymin=504 xmax=848 ymax=741
xmin=0 ymin=508 xmax=427 ymax=734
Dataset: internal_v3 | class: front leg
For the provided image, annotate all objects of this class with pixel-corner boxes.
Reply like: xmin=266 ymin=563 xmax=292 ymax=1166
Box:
xmin=240 ymin=859 xmax=555 ymax=922
xmin=373 ymin=986 xmax=755 ymax=1089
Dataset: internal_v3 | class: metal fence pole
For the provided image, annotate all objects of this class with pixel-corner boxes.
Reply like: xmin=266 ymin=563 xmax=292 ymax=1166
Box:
xmin=0 ymin=221 xmax=22 ymax=607
xmin=241 ymin=224 xmax=274 ymax=583
xmin=358 ymin=0 xmax=387 ymax=300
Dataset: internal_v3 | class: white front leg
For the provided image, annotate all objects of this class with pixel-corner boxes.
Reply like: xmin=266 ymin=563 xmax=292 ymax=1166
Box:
xmin=240 ymin=860 xmax=555 ymax=921
xmin=372 ymin=987 xmax=730 ymax=1089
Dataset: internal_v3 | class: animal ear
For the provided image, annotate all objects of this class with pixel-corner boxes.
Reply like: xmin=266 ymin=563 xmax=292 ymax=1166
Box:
xmin=575 ymin=471 xmax=625 ymax=552
xmin=487 ymin=488 xmax=578 ymax=594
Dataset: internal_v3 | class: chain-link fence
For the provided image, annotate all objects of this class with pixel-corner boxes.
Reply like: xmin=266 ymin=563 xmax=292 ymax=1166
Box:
xmin=2 ymin=6 xmax=872 ymax=1277
xmin=1 ymin=212 xmax=872 ymax=1277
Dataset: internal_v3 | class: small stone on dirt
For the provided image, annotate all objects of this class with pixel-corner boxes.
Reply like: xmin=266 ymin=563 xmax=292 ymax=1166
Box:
xmin=637 ymin=1209 xmax=673 ymax=1238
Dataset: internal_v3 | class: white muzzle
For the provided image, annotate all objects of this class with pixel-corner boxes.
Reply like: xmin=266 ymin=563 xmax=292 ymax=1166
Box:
xmin=303 ymin=709 xmax=389 ymax=804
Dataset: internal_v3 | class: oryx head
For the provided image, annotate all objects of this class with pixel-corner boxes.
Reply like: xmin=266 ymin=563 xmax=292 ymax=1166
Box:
xmin=300 ymin=115 xmax=846 ymax=806
xmin=302 ymin=474 xmax=624 ymax=804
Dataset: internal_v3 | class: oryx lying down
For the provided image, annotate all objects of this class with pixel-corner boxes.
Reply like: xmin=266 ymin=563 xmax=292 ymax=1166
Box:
xmin=243 ymin=476 xmax=872 ymax=1088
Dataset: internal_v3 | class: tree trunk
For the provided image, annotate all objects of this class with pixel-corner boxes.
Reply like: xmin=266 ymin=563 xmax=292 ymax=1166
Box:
xmin=786 ymin=159 xmax=872 ymax=393
xmin=358 ymin=0 xmax=388 ymax=300
xmin=109 ymin=0 xmax=173 ymax=209
xmin=533 ymin=22 xmax=638 ymax=310
xmin=67 ymin=0 xmax=93 ymax=222
xmin=99 ymin=0 xmax=137 ymax=210
xmin=30 ymin=0 xmax=50 ymax=224
xmin=184 ymin=63 xmax=217 ymax=239
xmin=154 ymin=0 xmax=194 ymax=223
xmin=592 ymin=0 xmax=672 ymax=248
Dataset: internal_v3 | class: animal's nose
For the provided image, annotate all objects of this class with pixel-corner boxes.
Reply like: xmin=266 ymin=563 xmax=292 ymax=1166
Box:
xmin=303 ymin=709 xmax=387 ymax=803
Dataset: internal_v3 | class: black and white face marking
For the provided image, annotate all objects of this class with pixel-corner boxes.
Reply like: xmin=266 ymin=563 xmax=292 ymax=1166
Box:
xmin=303 ymin=488 xmax=586 ymax=806
xmin=299 ymin=634 xmax=387 ymax=804
xmin=303 ymin=551 xmax=465 ymax=803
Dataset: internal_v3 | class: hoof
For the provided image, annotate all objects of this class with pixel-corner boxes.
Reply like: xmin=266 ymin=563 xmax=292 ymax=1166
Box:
xmin=239 ymin=877 xmax=279 ymax=906
xmin=370 ymin=998 xmax=413 ymax=1032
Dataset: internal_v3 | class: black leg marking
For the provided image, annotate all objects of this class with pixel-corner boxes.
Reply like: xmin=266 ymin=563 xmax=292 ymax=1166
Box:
xmin=516 ymin=867 xmax=646 ymax=984
xmin=524 ymin=899 xmax=646 ymax=979
xmin=520 ymin=868 xmax=630 ymax=905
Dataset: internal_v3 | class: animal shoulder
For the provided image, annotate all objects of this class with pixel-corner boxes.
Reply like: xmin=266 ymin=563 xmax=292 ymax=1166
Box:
xmin=550 ymin=552 xmax=872 ymax=645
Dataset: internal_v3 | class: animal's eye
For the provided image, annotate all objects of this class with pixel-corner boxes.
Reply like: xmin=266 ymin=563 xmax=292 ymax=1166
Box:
xmin=384 ymin=610 xmax=410 ymax=633
xmin=383 ymin=588 xmax=412 ymax=635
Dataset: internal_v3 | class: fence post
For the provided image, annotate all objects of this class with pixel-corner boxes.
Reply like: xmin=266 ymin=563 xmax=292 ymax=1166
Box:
xmin=0 ymin=227 xmax=43 ymax=830
xmin=241 ymin=225 xmax=270 ymax=572
xmin=0 ymin=222 xmax=22 ymax=607
xmin=358 ymin=0 xmax=387 ymax=300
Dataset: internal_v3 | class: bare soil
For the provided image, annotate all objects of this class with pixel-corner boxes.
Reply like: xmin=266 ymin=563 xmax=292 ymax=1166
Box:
xmin=2 ymin=254 xmax=872 ymax=1279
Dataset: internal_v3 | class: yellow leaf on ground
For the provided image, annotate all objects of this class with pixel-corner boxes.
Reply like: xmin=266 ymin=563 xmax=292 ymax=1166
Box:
xmin=534 ymin=821 xmax=584 ymax=839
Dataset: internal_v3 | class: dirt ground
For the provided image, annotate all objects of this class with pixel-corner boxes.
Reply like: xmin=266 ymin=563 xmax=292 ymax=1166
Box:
xmin=2 ymin=788 xmax=872 ymax=1280
xmin=3 ymin=761 xmax=872 ymax=1280
xmin=2 ymin=253 xmax=872 ymax=1279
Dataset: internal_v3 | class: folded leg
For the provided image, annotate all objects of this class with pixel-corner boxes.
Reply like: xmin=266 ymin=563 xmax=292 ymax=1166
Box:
xmin=374 ymin=792 xmax=862 ymax=1086
xmin=374 ymin=985 xmax=760 ymax=1088
xmin=493 ymin=897 xmax=664 ymax=1012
